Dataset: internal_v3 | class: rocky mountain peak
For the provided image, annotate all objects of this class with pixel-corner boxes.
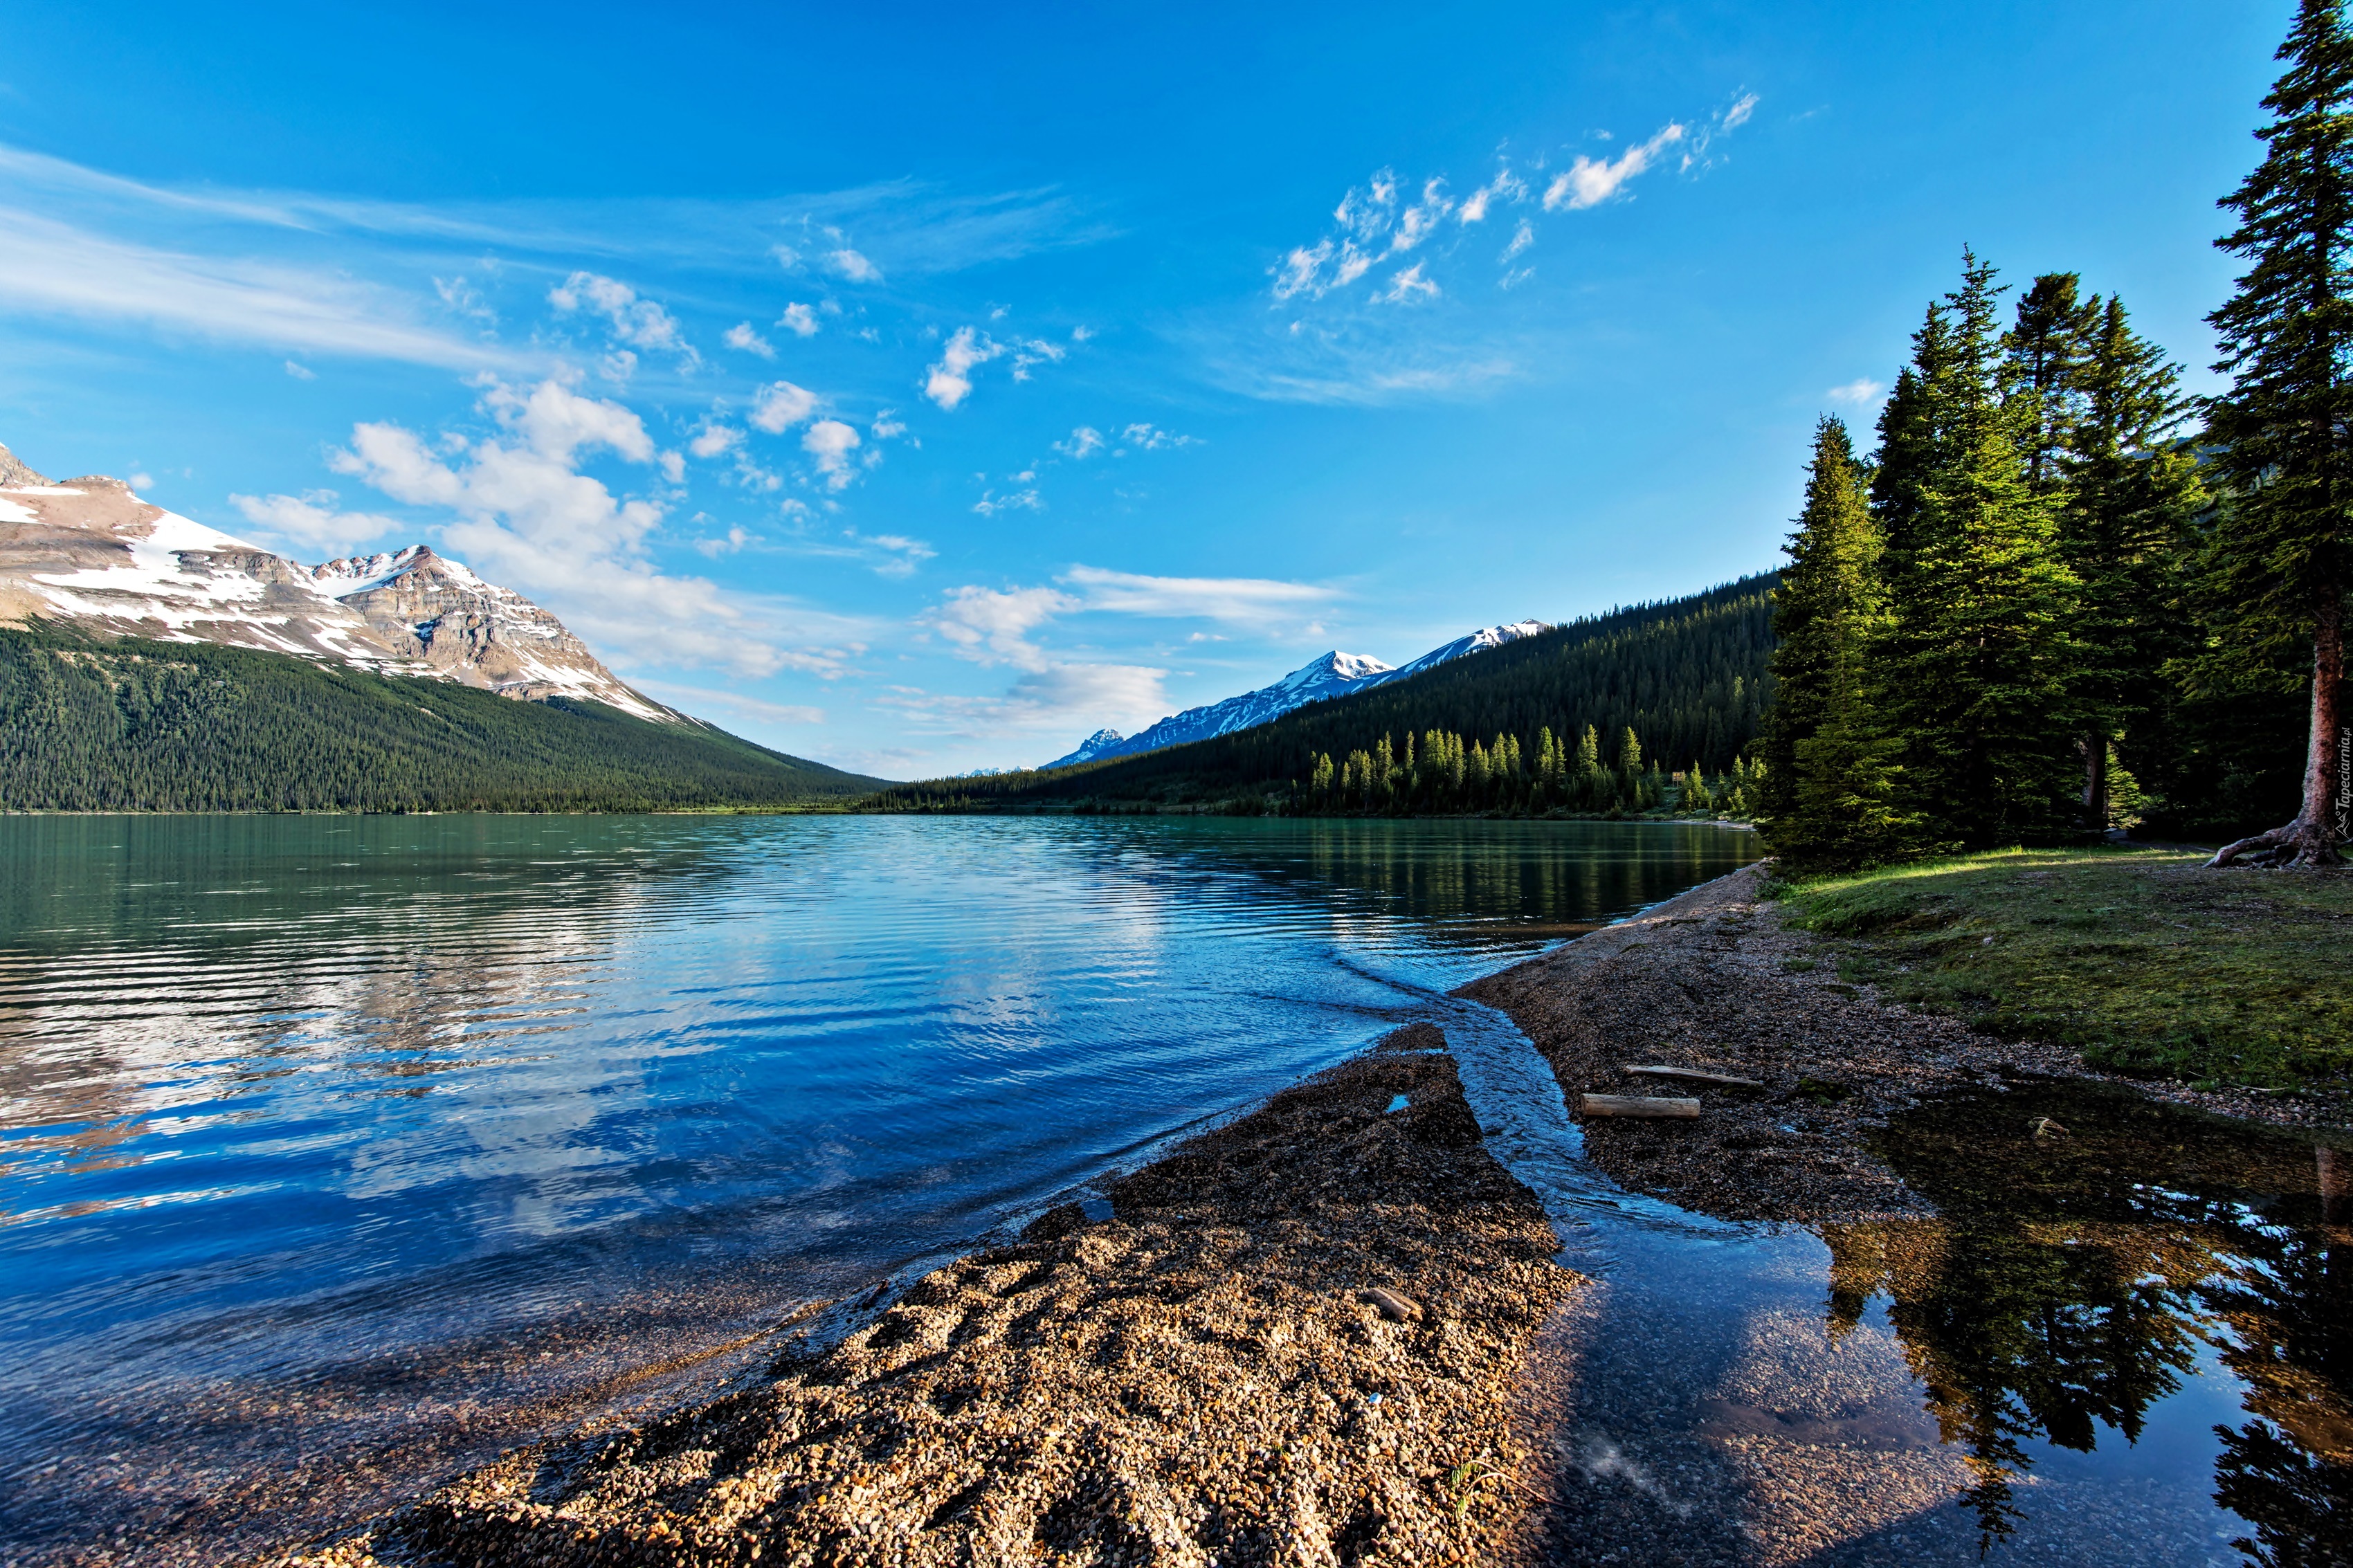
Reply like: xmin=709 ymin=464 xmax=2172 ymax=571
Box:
xmin=0 ymin=441 xmax=52 ymax=489
xmin=0 ymin=439 xmax=673 ymax=722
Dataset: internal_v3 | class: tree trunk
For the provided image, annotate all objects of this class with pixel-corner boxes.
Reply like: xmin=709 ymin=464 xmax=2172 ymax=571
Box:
xmin=2209 ymin=585 xmax=2347 ymax=868
xmin=2082 ymin=729 xmax=2109 ymax=832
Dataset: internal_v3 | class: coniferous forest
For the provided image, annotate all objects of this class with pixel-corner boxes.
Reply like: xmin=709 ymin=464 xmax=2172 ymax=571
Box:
xmin=0 ymin=625 xmax=882 ymax=811
xmin=865 ymin=576 xmax=1776 ymax=816
xmin=1763 ymin=1 xmax=2351 ymax=869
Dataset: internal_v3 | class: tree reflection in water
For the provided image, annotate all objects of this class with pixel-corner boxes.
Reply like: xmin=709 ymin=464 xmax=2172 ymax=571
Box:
xmin=1819 ymin=1079 xmax=2350 ymax=1560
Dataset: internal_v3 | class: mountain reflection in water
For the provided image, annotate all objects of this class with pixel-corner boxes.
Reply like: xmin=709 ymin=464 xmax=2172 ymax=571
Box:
xmin=0 ymin=813 xmax=1754 ymax=1565
xmin=1835 ymin=1079 xmax=2352 ymax=1560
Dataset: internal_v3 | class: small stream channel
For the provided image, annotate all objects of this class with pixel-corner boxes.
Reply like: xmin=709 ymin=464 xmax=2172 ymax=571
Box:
xmin=1379 ymin=975 xmax=2350 ymax=1566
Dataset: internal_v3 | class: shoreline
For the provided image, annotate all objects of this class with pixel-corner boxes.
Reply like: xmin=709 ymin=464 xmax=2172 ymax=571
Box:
xmin=1462 ymin=861 xmax=2350 ymax=1224
xmin=282 ymin=1032 xmax=1581 ymax=1567
xmin=210 ymin=860 xmax=2347 ymax=1562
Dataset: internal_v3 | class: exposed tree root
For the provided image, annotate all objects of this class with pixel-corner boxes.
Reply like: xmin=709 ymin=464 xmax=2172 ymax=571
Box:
xmin=2207 ymin=816 xmax=2345 ymax=869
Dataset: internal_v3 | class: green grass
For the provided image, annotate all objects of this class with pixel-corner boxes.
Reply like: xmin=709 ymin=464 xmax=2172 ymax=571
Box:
xmin=1772 ymin=847 xmax=2353 ymax=1088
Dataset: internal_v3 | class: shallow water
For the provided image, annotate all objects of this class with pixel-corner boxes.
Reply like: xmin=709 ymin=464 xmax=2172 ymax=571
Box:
xmin=1437 ymin=994 xmax=2352 ymax=1565
xmin=0 ymin=812 xmax=1751 ymax=1561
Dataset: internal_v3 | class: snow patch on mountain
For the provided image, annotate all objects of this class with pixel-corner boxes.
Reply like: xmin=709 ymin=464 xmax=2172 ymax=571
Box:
xmin=0 ymin=451 xmax=671 ymax=722
xmin=1044 ymin=621 xmax=1550 ymax=771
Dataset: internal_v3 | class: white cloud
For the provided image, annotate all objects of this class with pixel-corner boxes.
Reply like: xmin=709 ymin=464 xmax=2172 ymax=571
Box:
xmin=229 ymin=489 xmax=401 ymax=555
xmin=1377 ymin=262 xmax=1439 ymax=304
xmin=0 ymin=206 xmax=527 ymax=370
xmin=1459 ymin=169 xmax=1526 ymax=225
xmin=778 ymin=301 xmax=819 ymax=337
xmin=1501 ymin=221 xmax=1534 ymax=262
xmin=478 ymin=376 xmax=655 ymax=464
xmin=802 ymin=419 xmax=862 ymax=490
xmin=1009 ymin=337 xmax=1064 ymax=381
xmin=972 ymin=488 xmax=1042 ymax=516
xmin=129 ymin=471 xmax=156 ymax=490
xmin=925 ymin=325 xmax=999 ymax=410
xmin=864 ymin=532 xmax=934 ymax=578
xmin=1386 ymin=179 xmax=1453 ymax=255
xmin=1543 ymin=122 xmax=1687 ymax=211
xmin=284 ymin=359 xmax=316 ymax=380
xmin=749 ymin=379 xmax=820 ymax=432
xmin=871 ymin=411 xmax=907 ymax=440
xmin=628 ymin=677 xmax=825 ymax=727
xmin=875 ymin=662 xmax=1173 ymax=745
xmin=919 ymin=583 xmax=1078 ymax=671
xmin=724 ymin=321 xmax=775 ymax=358
xmin=693 ymin=524 xmax=752 ymax=557
xmin=1827 ymin=377 xmax=1887 ymax=404
xmin=326 ymin=376 xmax=838 ymax=677
xmin=826 ymin=248 xmax=882 ymax=282
xmin=689 ymin=423 xmax=742 ymax=459
xmin=547 ymin=271 xmax=698 ymax=363
xmin=1272 ymin=240 xmax=1332 ymax=302
xmin=1054 ymin=426 xmax=1106 ymax=459
xmin=1117 ymin=423 xmax=1195 ymax=451
xmin=1057 ymin=565 xmax=1335 ymax=627
xmin=1722 ymin=92 xmax=1759 ymax=130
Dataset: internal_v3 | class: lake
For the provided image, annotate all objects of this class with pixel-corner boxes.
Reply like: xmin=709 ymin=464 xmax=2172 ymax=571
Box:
xmin=0 ymin=814 xmax=1753 ymax=1561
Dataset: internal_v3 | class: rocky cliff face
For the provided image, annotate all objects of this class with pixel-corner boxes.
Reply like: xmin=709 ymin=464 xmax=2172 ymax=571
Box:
xmin=0 ymin=441 xmax=672 ymax=721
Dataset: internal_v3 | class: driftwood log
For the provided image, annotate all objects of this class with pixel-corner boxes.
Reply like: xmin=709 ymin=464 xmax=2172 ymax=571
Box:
xmin=1577 ymin=1093 xmax=1701 ymax=1120
xmin=1621 ymin=1064 xmax=1764 ymax=1088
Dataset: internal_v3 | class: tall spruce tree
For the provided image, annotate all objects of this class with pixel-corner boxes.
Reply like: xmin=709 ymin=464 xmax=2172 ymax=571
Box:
xmin=2203 ymin=0 xmax=2353 ymax=867
xmin=1877 ymin=251 xmax=2083 ymax=848
xmin=1760 ymin=417 xmax=1903 ymax=865
xmin=2005 ymin=273 xmax=2102 ymax=492
xmin=2061 ymin=296 xmax=2204 ymax=827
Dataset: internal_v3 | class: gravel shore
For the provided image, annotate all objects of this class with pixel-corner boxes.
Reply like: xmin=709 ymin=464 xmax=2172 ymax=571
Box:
xmin=1460 ymin=861 xmax=2347 ymax=1224
xmin=281 ymin=1031 xmax=1580 ymax=1567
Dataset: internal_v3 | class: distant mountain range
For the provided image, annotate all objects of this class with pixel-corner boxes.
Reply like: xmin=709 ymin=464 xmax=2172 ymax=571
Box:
xmin=0 ymin=438 xmax=887 ymax=812
xmin=1043 ymin=621 xmax=1550 ymax=769
xmin=0 ymin=440 xmax=666 ymax=720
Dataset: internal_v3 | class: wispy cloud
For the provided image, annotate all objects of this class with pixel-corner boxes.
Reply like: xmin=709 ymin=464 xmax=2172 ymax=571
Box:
xmin=1826 ymin=376 xmax=1886 ymax=404
xmin=547 ymin=271 xmax=699 ymax=365
xmin=779 ymin=302 xmax=819 ymax=337
xmin=724 ymin=321 xmax=775 ymax=358
xmin=630 ymin=678 xmax=825 ymax=727
xmin=1543 ymin=122 xmax=1687 ymax=211
xmin=1058 ymin=565 xmax=1335 ymax=627
xmin=1271 ymin=93 xmax=1756 ymax=311
xmin=228 ymin=489 xmax=402 ymax=555
xmin=875 ymin=662 xmax=1173 ymax=749
xmin=0 ymin=206 xmax=529 ymax=370
xmin=972 ymin=486 xmax=1043 ymax=516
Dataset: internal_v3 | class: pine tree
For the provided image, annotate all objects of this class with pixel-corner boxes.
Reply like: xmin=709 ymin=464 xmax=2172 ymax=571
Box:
xmin=2004 ymin=273 xmax=2102 ymax=491
xmin=2202 ymin=0 xmax=2353 ymax=866
xmin=2061 ymin=295 xmax=2204 ymax=827
xmin=1878 ymin=251 xmax=2083 ymax=848
xmin=1759 ymin=416 xmax=1896 ymax=863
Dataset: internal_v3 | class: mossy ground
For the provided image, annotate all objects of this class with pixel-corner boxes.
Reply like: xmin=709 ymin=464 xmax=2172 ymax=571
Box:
xmin=1772 ymin=847 xmax=2353 ymax=1088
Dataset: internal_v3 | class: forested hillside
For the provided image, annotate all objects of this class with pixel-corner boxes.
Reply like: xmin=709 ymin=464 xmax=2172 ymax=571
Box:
xmin=0 ymin=625 xmax=883 ymax=811
xmin=868 ymin=575 xmax=1776 ymax=814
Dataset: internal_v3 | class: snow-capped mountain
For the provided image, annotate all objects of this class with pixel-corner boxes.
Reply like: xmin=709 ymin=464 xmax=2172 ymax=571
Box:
xmin=0 ymin=441 xmax=671 ymax=722
xmin=1042 ymin=621 xmax=1550 ymax=770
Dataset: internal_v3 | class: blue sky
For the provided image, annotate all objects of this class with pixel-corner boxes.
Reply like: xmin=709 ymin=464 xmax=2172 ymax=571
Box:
xmin=0 ymin=1 xmax=2291 ymax=776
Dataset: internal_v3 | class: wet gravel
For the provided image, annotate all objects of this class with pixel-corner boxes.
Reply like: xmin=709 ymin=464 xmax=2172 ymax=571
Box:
xmin=1460 ymin=863 xmax=2349 ymax=1225
xmin=278 ymin=1030 xmax=1581 ymax=1567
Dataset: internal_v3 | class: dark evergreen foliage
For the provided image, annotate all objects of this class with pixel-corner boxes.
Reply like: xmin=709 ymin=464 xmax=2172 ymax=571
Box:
xmin=2197 ymin=0 xmax=2353 ymax=866
xmin=0 ymin=623 xmax=883 ymax=812
xmin=865 ymin=576 xmax=1777 ymax=814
